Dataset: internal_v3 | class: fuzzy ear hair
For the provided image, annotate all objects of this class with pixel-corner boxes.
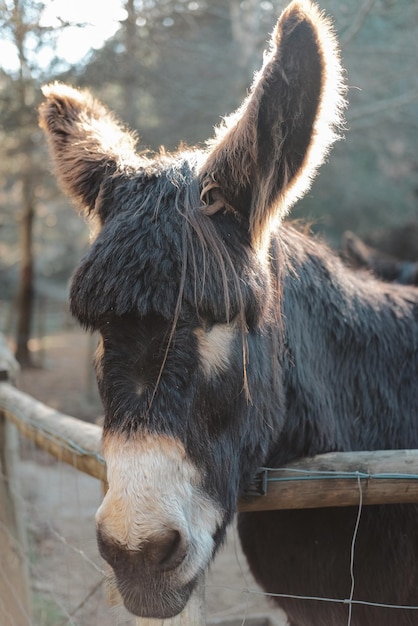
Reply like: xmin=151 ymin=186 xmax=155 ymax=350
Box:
xmin=199 ymin=0 xmax=346 ymax=245
xmin=39 ymin=83 xmax=141 ymax=224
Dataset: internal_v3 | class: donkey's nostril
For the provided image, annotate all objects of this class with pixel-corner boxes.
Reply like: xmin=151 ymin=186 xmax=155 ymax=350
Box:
xmin=97 ymin=524 xmax=188 ymax=574
xmin=146 ymin=529 xmax=188 ymax=572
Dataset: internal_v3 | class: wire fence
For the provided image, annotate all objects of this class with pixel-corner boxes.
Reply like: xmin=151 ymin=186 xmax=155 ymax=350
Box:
xmin=0 ymin=435 xmax=284 ymax=626
xmin=1 ymin=438 xmax=138 ymax=626
xmin=0 ymin=367 xmax=283 ymax=625
xmin=244 ymin=471 xmax=418 ymax=624
xmin=3 ymin=332 xmax=418 ymax=625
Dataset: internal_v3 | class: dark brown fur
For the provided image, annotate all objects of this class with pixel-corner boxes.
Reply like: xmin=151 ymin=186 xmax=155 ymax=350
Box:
xmin=39 ymin=2 xmax=418 ymax=624
xmin=342 ymin=230 xmax=418 ymax=285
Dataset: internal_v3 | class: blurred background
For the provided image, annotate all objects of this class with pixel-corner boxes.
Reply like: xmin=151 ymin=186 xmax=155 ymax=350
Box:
xmin=0 ymin=3 xmax=417 ymax=624
xmin=0 ymin=0 xmax=417 ymax=369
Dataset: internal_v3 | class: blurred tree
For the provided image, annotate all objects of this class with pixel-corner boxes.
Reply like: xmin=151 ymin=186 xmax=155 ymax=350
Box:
xmin=0 ymin=0 xmax=45 ymax=366
xmin=0 ymin=0 xmax=85 ymax=366
xmin=122 ymin=0 xmax=138 ymax=127
xmin=293 ymin=0 xmax=418 ymax=243
xmin=76 ymin=0 xmax=278 ymax=150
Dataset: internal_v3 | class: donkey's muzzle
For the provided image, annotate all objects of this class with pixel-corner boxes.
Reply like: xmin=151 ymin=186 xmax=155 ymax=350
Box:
xmin=95 ymin=432 xmax=224 ymax=616
xmin=97 ymin=525 xmax=194 ymax=617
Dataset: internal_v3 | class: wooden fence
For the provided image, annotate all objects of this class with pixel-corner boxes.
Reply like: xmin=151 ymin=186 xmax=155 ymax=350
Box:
xmin=2 ymin=337 xmax=418 ymax=625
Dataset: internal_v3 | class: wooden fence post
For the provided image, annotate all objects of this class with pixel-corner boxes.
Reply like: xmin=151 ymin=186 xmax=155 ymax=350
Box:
xmin=0 ymin=335 xmax=31 ymax=626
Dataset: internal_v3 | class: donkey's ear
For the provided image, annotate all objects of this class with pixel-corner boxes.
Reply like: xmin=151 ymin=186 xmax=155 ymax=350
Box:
xmin=200 ymin=0 xmax=346 ymax=244
xmin=39 ymin=83 xmax=140 ymax=226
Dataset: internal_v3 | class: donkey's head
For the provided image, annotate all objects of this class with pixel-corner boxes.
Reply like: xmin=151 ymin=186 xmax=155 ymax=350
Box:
xmin=39 ymin=1 xmax=344 ymax=618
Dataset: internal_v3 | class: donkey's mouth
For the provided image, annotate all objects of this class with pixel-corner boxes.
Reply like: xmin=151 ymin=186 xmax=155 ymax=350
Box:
xmin=99 ymin=529 xmax=203 ymax=618
xmin=117 ymin=572 xmax=197 ymax=618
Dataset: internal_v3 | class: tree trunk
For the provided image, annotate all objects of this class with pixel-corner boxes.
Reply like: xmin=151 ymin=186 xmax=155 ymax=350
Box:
xmin=123 ymin=0 xmax=138 ymax=128
xmin=15 ymin=170 xmax=35 ymax=367
xmin=12 ymin=0 xmax=37 ymax=368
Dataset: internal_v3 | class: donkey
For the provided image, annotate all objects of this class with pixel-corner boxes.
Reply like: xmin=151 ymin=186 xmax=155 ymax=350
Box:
xmin=39 ymin=1 xmax=418 ymax=624
xmin=342 ymin=230 xmax=418 ymax=285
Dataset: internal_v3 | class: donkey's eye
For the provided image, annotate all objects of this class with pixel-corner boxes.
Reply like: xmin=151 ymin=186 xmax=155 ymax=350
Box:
xmin=130 ymin=319 xmax=170 ymax=376
xmin=200 ymin=319 xmax=214 ymax=333
xmin=134 ymin=341 xmax=165 ymax=372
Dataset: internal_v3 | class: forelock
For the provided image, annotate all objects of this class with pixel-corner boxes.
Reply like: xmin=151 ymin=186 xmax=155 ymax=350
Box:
xmin=69 ymin=153 xmax=271 ymax=329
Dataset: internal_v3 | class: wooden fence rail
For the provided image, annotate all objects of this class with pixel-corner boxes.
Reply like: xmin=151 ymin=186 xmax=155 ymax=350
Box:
xmin=3 ymin=350 xmax=418 ymax=624
xmin=0 ymin=381 xmax=105 ymax=481
xmin=4 ymin=382 xmax=418 ymax=512
xmin=3 ymin=379 xmax=418 ymax=511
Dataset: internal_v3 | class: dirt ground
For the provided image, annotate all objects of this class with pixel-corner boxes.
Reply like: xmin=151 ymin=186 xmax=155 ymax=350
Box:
xmin=16 ymin=328 xmax=287 ymax=626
